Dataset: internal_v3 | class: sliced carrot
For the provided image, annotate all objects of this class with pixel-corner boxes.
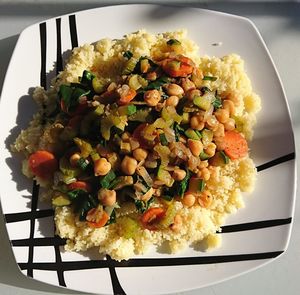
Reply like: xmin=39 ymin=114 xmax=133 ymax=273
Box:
xmin=28 ymin=150 xmax=58 ymax=179
xmin=141 ymin=207 xmax=166 ymax=230
xmin=223 ymin=130 xmax=248 ymax=160
xmin=87 ymin=209 xmax=109 ymax=228
xmin=118 ymin=88 xmax=137 ymax=105
xmin=162 ymin=55 xmax=194 ymax=78
xmin=67 ymin=181 xmax=92 ymax=193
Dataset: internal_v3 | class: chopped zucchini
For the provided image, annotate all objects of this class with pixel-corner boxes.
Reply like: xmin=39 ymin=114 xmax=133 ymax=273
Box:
xmin=52 ymin=194 xmax=71 ymax=207
xmin=185 ymin=128 xmax=201 ymax=140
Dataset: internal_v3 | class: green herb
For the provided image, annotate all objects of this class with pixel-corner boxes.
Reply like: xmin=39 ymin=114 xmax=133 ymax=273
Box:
xmin=80 ymin=70 xmax=95 ymax=87
xmin=100 ymin=170 xmax=116 ymax=189
xmin=212 ymin=96 xmax=222 ymax=109
xmin=220 ymin=150 xmax=230 ymax=164
xmin=145 ymin=76 xmax=169 ymax=90
xmin=77 ymin=157 xmax=89 ymax=170
xmin=159 ymin=133 xmax=168 ymax=146
xmin=194 ymin=130 xmax=202 ymax=139
xmin=106 ymin=209 xmax=116 ymax=225
xmin=59 ymin=84 xmax=90 ymax=113
xmin=126 ymin=105 xmax=137 ymax=116
xmin=67 ymin=189 xmax=86 ymax=200
xmin=199 ymin=179 xmax=205 ymax=192
xmin=107 ymin=177 xmax=122 ymax=189
xmin=167 ymin=39 xmax=181 ymax=46
xmin=203 ymin=75 xmax=218 ymax=81
xmin=123 ymin=50 xmax=133 ymax=59
xmin=173 ymin=123 xmax=185 ymax=142
xmin=162 ymin=194 xmax=173 ymax=201
xmin=200 ymin=151 xmax=210 ymax=160
xmin=201 ymin=86 xmax=211 ymax=93
xmin=134 ymin=197 xmax=154 ymax=213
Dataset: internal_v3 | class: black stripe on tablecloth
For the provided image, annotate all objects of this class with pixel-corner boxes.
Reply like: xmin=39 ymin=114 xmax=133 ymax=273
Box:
xmin=18 ymin=251 xmax=283 ymax=271
xmin=55 ymin=18 xmax=63 ymax=74
xmin=26 ymin=180 xmax=40 ymax=277
xmin=5 ymin=209 xmax=54 ymax=223
xmin=69 ymin=14 xmax=78 ymax=49
xmin=221 ymin=217 xmax=292 ymax=233
xmin=12 ymin=237 xmax=66 ymax=247
xmin=256 ymin=152 xmax=295 ymax=172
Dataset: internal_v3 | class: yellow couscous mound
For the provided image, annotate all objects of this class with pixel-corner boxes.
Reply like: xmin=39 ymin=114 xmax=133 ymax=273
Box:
xmin=12 ymin=30 xmax=261 ymax=261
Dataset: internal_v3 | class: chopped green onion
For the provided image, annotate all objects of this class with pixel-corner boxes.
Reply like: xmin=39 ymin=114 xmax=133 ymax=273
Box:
xmin=162 ymin=195 xmax=173 ymax=201
xmin=199 ymin=179 xmax=205 ymax=192
xmin=167 ymin=39 xmax=181 ymax=46
xmin=212 ymin=96 xmax=222 ymax=109
xmin=145 ymin=76 xmax=169 ymax=90
xmin=100 ymin=170 xmax=116 ymax=189
xmin=123 ymin=50 xmax=133 ymax=59
xmin=200 ymin=151 xmax=210 ymax=160
xmin=220 ymin=150 xmax=230 ymax=164
xmin=203 ymin=75 xmax=218 ymax=81
xmin=77 ymin=157 xmax=89 ymax=170
xmin=159 ymin=133 xmax=168 ymax=146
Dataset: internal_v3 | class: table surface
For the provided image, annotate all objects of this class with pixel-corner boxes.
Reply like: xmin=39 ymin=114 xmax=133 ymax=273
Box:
xmin=0 ymin=1 xmax=299 ymax=295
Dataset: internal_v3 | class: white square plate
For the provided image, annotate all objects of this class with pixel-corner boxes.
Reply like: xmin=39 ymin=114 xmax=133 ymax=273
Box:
xmin=0 ymin=4 xmax=296 ymax=295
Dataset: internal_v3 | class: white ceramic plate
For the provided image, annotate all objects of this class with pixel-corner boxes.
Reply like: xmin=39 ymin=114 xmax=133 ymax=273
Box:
xmin=0 ymin=4 xmax=296 ymax=295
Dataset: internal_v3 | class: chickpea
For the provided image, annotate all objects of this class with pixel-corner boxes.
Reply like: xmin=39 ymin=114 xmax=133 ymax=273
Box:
xmin=180 ymin=78 xmax=195 ymax=93
xmin=170 ymin=214 xmax=182 ymax=232
xmin=185 ymin=89 xmax=201 ymax=101
xmin=190 ymin=115 xmax=205 ymax=131
xmin=146 ymin=71 xmax=157 ymax=81
xmin=198 ymin=191 xmax=213 ymax=208
xmin=206 ymin=115 xmax=219 ymax=129
xmin=94 ymin=158 xmax=111 ymax=176
xmin=197 ymin=167 xmax=210 ymax=181
xmin=172 ymin=168 xmax=186 ymax=181
xmin=213 ymin=123 xmax=225 ymax=138
xmin=215 ymin=109 xmax=229 ymax=124
xmin=98 ymin=188 xmax=117 ymax=206
xmin=166 ymin=95 xmax=179 ymax=107
xmin=223 ymin=99 xmax=235 ymax=115
xmin=188 ymin=139 xmax=203 ymax=157
xmin=144 ymin=89 xmax=161 ymax=106
xmin=182 ymin=192 xmax=196 ymax=207
xmin=69 ymin=153 xmax=81 ymax=167
xmin=224 ymin=118 xmax=236 ymax=131
xmin=205 ymin=142 xmax=217 ymax=157
xmin=199 ymin=160 xmax=209 ymax=169
xmin=133 ymin=148 xmax=148 ymax=162
xmin=121 ymin=156 xmax=138 ymax=175
xmin=165 ymin=83 xmax=184 ymax=97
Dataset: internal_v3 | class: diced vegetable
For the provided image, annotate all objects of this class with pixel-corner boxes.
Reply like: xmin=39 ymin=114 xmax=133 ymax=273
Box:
xmin=188 ymin=177 xmax=205 ymax=193
xmin=52 ymin=194 xmax=71 ymax=207
xmin=28 ymin=150 xmax=58 ymax=179
xmin=122 ymin=217 xmax=140 ymax=239
xmin=193 ymin=92 xmax=215 ymax=111
xmin=118 ymin=104 xmax=137 ymax=116
xmin=161 ymin=55 xmax=194 ymax=78
xmin=86 ymin=207 xmax=110 ymax=228
xmin=128 ymin=108 xmax=152 ymax=122
xmin=184 ymin=128 xmax=201 ymax=140
xmin=223 ymin=130 xmax=248 ymax=160
xmin=203 ymin=75 xmax=218 ymax=81
xmin=68 ymin=181 xmax=92 ymax=193
xmin=141 ymin=207 xmax=166 ymax=230
xmin=73 ymin=137 xmax=93 ymax=158
xmin=100 ymin=170 xmax=116 ymax=189
xmin=159 ymin=202 xmax=177 ymax=228
xmin=159 ymin=133 xmax=168 ymax=146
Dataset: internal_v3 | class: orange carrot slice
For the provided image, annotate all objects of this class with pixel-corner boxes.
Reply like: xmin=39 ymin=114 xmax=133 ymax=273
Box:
xmin=28 ymin=150 xmax=58 ymax=179
xmin=162 ymin=55 xmax=194 ymax=78
xmin=118 ymin=88 xmax=137 ymax=105
xmin=67 ymin=181 xmax=92 ymax=193
xmin=86 ymin=209 xmax=109 ymax=228
xmin=141 ymin=207 xmax=166 ymax=230
xmin=223 ymin=130 xmax=248 ymax=160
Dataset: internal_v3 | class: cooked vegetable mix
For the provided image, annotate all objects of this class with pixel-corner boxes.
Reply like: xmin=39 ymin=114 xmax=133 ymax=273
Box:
xmin=12 ymin=30 xmax=261 ymax=261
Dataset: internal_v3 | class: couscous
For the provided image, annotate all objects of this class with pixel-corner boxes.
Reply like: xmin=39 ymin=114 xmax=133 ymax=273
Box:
xmin=12 ymin=30 xmax=261 ymax=261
